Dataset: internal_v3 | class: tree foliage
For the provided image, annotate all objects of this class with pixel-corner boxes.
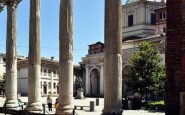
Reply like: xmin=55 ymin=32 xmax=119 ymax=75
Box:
xmin=125 ymin=42 xmax=165 ymax=98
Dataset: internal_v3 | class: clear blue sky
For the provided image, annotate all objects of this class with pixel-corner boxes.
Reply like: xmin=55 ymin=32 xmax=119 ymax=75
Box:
xmin=0 ymin=0 xmax=125 ymax=64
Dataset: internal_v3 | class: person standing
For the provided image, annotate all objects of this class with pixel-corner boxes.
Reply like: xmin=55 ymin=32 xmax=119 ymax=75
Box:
xmin=54 ymin=98 xmax=59 ymax=109
xmin=47 ymin=95 xmax=52 ymax=111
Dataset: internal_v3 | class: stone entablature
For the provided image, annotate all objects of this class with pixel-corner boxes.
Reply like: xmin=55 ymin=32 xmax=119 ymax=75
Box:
xmin=17 ymin=58 xmax=58 ymax=70
xmin=81 ymin=53 xmax=104 ymax=65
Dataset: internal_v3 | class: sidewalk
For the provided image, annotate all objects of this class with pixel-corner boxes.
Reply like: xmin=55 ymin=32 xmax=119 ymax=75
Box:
xmin=0 ymin=97 xmax=165 ymax=115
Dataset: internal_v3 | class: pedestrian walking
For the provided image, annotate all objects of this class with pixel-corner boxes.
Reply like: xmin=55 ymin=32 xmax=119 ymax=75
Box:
xmin=47 ymin=95 xmax=52 ymax=111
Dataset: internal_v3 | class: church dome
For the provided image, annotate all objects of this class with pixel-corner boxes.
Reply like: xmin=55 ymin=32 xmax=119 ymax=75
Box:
xmin=125 ymin=0 xmax=162 ymax=5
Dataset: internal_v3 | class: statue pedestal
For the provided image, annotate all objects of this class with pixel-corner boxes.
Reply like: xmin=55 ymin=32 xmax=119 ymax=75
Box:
xmin=77 ymin=89 xmax=84 ymax=99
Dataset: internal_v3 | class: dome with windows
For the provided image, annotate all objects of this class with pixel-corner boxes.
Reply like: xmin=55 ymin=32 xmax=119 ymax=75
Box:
xmin=125 ymin=0 xmax=164 ymax=5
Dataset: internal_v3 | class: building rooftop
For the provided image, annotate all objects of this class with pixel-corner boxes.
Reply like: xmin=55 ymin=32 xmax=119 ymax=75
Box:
xmin=125 ymin=0 xmax=162 ymax=5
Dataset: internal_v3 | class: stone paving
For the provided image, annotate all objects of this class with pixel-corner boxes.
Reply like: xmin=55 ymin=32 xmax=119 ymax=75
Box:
xmin=0 ymin=96 xmax=165 ymax=115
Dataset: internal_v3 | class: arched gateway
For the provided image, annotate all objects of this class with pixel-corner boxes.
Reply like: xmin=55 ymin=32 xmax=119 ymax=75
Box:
xmin=90 ymin=68 xmax=100 ymax=97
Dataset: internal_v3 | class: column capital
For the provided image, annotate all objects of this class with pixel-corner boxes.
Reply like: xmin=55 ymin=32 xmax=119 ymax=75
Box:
xmin=0 ymin=3 xmax=4 ymax=12
xmin=6 ymin=0 xmax=21 ymax=10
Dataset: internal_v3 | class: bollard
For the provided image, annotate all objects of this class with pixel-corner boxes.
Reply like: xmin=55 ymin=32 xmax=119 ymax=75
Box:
xmin=128 ymin=100 xmax=132 ymax=110
xmin=21 ymin=104 xmax=24 ymax=110
xmin=5 ymin=103 xmax=7 ymax=115
xmin=73 ymin=109 xmax=75 ymax=115
xmin=90 ymin=101 xmax=94 ymax=111
xmin=42 ymin=104 xmax=45 ymax=115
xmin=96 ymin=98 xmax=99 ymax=106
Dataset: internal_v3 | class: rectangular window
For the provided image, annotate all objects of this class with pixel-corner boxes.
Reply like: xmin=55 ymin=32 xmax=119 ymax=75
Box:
xmin=48 ymin=69 xmax=51 ymax=74
xmin=53 ymin=83 xmax=56 ymax=89
xmin=41 ymin=68 xmax=43 ymax=75
xmin=53 ymin=70 xmax=56 ymax=77
xmin=128 ymin=15 xmax=133 ymax=27
xmin=49 ymin=82 xmax=51 ymax=89
xmin=3 ymin=58 xmax=6 ymax=62
xmin=44 ymin=69 xmax=47 ymax=76
xmin=160 ymin=12 xmax=166 ymax=20
xmin=163 ymin=12 xmax=166 ymax=19
xmin=151 ymin=13 xmax=156 ymax=25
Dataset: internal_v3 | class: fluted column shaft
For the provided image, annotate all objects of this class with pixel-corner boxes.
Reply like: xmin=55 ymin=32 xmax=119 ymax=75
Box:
xmin=56 ymin=0 xmax=73 ymax=114
xmin=103 ymin=0 xmax=123 ymax=114
xmin=25 ymin=0 xmax=42 ymax=111
xmin=5 ymin=2 xmax=18 ymax=107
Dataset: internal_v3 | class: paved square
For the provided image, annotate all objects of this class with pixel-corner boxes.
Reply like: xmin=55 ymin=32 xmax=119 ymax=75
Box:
xmin=0 ymin=96 xmax=164 ymax=115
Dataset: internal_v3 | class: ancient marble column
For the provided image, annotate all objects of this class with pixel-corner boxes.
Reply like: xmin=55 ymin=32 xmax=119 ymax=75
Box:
xmin=103 ymin=0 xmax=123 ymax=114
xmin=56 ymin=0 xmax=73 ymax=114
xmin=25 ymin=0 xmax=42 ymax=111
xmin=5 ymin=0 xmax=20 ymax=107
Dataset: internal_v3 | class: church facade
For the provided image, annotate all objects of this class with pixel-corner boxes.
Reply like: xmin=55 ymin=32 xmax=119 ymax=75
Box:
xmin=80 ymin=0 xmax=166 ymax=97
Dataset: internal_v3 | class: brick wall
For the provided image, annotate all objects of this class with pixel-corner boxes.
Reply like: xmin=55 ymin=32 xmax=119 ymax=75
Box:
xmin=166 ymin=0 xmax=185 ymax=115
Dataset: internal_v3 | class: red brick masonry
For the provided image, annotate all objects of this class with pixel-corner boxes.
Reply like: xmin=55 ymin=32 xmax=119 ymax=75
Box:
xmin=166 ymin=0 xmax=185 ymax=115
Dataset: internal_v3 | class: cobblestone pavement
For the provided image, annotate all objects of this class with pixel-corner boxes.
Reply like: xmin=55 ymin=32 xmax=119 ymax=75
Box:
xmin=0 ymin=96 xmax=165 ymax=115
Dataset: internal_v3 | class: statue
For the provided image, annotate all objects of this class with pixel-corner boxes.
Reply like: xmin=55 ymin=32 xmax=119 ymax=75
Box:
xmin=76 ymin=77 xmax=84 ymax=99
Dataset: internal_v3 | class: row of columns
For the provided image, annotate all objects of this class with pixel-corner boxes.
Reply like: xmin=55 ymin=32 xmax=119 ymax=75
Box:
xmin=5 ymin=0 xmax=123 ymax=114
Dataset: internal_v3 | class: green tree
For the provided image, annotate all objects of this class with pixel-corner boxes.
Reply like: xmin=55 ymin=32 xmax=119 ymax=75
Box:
xmin=125 ymin=42 xmax=165 ymax=102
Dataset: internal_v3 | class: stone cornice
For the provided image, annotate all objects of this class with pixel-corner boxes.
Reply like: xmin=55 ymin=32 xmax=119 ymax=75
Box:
xmin=17 ymin=59 xmax=58 ymax=69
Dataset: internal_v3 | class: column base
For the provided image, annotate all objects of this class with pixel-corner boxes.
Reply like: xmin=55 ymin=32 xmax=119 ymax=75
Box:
xmin=5 ymin=99 xmax=18 ymax=108
xmin=25 ymin=102 xmax=42 ymax=111
xmin=56 ymin=105 xmax=73 ymax=115
xmin=102 ymin=107 xmax=123 ymax=115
